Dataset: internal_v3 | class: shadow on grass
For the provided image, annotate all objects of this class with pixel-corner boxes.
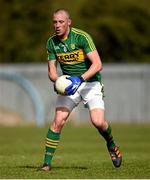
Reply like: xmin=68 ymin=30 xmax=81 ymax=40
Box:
xmin=18 ymin=165 xmax=88 ymax=170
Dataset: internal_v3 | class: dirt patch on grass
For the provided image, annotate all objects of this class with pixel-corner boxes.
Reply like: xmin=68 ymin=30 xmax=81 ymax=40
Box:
xmin=0 ymin=107 xmax=23 ymax=127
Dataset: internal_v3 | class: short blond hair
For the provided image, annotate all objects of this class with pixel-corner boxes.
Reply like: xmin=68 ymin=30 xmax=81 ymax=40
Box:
xmin=53 ymin=9 xmax=70 ymax=19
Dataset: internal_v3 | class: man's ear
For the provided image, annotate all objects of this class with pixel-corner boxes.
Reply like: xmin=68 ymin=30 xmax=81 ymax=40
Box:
xmin=68 ymin=19 xmax=71 ymax=26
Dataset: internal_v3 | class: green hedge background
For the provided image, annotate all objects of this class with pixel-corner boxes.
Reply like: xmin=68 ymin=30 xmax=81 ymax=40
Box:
xmin=0 ymin=0 xmax=150 ymax=63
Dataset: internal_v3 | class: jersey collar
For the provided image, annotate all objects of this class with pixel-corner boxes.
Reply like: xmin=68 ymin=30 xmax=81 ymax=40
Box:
xmin=61 ymin=27 xmax=72 ymax=41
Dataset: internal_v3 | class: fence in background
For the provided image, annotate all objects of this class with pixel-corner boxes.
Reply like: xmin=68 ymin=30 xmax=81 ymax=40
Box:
xmin=0 ymin=64 xmax=150 ymax=125
xmin=0 ymin=70 xmax=45 ymax=126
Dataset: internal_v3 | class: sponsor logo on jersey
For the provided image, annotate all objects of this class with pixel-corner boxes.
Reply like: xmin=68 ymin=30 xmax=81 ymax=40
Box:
xmin=54 ymin=46 xmax=60 ymax=50
xmin=60 ymin=44 xmax=68 ymax=52
xmin=57 ymin=49 xmax=86 ymax=64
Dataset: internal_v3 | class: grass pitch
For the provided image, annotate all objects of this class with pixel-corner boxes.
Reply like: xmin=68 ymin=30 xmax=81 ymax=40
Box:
xmin=0 ymin=123 xmax=150 ymax=179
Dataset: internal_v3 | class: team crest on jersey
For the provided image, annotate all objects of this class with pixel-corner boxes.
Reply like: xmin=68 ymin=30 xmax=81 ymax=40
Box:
xmin=70 ymin=44 xmax=75 ymax=50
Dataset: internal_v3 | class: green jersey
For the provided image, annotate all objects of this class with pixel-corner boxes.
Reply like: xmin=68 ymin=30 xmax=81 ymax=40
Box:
xmin=47 ymin=27 xmax=101 ymax=82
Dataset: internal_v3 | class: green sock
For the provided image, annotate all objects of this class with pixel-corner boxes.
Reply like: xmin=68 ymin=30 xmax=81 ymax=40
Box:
xmin=44 ymin=129 xmax=60 ymax=165
xmin=98 ymin=125 xmax=115 ymax=149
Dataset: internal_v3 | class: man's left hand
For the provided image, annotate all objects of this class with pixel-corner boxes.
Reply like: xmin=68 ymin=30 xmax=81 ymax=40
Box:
xmin=65 ymin=76 xmax=84 ymax=95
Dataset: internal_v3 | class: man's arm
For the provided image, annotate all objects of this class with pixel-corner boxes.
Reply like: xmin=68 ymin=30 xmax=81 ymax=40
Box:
xmin=81 ymin=50 xmax=102 ymax=81
xmin=65 ymin=50 xmax=102 ymax=95
xmin=48 ymin=60 xmax=58 ymax=82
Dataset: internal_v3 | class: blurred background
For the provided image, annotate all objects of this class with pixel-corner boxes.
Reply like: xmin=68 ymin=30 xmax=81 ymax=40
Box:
xmin=0 ymin=0 xmax=150 ymax=126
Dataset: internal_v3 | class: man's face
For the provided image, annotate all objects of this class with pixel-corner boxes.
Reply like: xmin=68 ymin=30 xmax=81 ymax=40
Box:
xmin=53 ymin=11 xmax=71 ymax=38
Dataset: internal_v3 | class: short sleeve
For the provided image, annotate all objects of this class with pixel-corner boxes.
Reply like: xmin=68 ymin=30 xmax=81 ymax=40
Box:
xmin=46 ymin=39 xmax=56 ymax=61
xmin=79 ymin=32 xmax=96 ymax=54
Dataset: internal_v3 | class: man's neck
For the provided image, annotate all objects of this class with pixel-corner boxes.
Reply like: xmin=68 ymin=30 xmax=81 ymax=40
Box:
xmin=59 ymin=27 xmax=71 ymax=41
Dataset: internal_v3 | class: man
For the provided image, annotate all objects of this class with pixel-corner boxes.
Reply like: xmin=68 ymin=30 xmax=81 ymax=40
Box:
xmin=40 ymin=9 xmax=122 ymax=171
